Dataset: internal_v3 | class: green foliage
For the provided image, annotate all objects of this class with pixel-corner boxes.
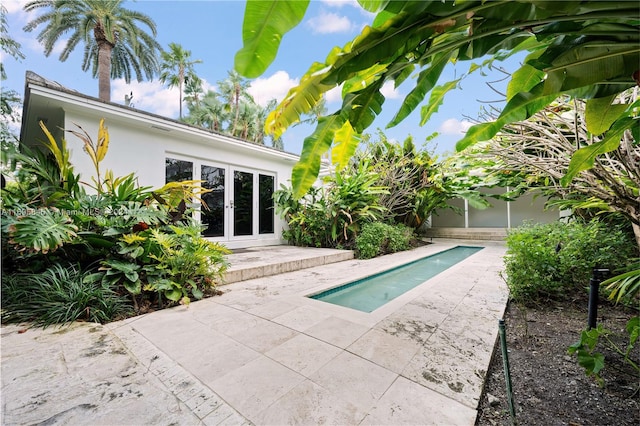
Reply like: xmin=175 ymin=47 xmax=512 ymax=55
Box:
xmin=568 ymin=317 xmax=640 ymax=387
xmin=4 ymin=206 xmax=78 ymax=254
xmin=23 ymin=0 xmax=162 ymax=101
xmin=236 ymin=1 xmax=639 ymax=197
xmin=356 ymin=222 xmax=413 ymax=259
xmin=145 ymin=226 xmax=230 ymax=304
xmin=604 ymin=262 xmax=640 ymax=306
xmin=183 ymin=71 xmax=281 ymax=148
xmin=275 ymin=163 xmax=388 ymax=249
xmin=1 ymin=121 xmax=231 ymax=324
xmin=504 ymin=221 xmax=637 ymax=304
xmin=235 ymin=0 xmax=310 ymax=78
xmin=1 ymin=264 xmax=128 ymax=328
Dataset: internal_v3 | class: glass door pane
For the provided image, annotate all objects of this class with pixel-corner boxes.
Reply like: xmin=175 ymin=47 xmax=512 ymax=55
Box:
xmin=165 ymin=158 xmax=193 ymax=183
xmin=259 ymin=174 xmax=274 ymax=234
xmin=201 ymin=165 xmax=226 ymax=237
xmin=233 ymin=170 xmax=254 ymax=236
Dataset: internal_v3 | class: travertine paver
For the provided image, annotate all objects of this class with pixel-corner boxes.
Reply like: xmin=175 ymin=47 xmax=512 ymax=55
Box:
xmin=210 ymin=356 xmax=306 ymax=422
xmin=346 ymin=328 xmax=422 ymax=374
xmin=1 ymin=322 xmax=247 ymax=425
xmin=303 ymin=316 xmax=370 ymax=348
xmin=361 ymin=376 xmax=478 ymax=425
xmin=265 ymin=333 xmax=342 ymax=377
xmin=308 ymin=351 xmax=398 ymax=413
xmin=255 ymin=380 xmax=367 ymax=425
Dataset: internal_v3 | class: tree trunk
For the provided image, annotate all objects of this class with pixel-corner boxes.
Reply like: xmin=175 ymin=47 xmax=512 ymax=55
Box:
xmin=179 ymin=67 xmax=184 ymax=119
xmin=98 ymin=41 xmax=113 ymax=102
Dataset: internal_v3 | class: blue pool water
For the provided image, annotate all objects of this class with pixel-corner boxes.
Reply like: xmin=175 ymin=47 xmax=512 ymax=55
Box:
xmin=309 ymin=246 xmax=482 ymax=312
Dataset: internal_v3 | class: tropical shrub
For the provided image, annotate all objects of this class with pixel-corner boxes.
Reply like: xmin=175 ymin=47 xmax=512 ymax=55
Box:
xmin=356 ymin=222 xmax=413 ymax=259
xmin=1 ymin=120 xmax=230 ymax=324
xmin=275 ymin=163 xmax=387 ymax=249
xmin=503 ymin=220 xmax=637 ymax=304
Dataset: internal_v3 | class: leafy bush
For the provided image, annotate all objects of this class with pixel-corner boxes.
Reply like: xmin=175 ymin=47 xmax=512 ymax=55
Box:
xmin=86 ymin=225 xmax=229 ymax=308
xmin=1 ymin=264 xmax=128 ymax=327
xmin=356 ymin=222 xmax=413 ymax=259
xmin=1 ymin=120 xmax=230 ymax=323
xmin=275 ymin=163 xmax=387 ymax=249
xmin=504 ymin=220 xmax=637 ymax=304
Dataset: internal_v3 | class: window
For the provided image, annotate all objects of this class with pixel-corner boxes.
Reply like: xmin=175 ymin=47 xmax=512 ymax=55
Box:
xmin=259 ymin=174 xmax=274 ymax=234
xmin=165 ymin=158 xmax=193 ymax=183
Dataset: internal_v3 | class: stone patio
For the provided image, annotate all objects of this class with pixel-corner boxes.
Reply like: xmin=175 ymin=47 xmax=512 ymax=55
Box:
xmin=1 ymin=240 xmax=508 ymax=425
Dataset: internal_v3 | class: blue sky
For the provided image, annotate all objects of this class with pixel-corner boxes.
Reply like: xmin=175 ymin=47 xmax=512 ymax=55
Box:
xmin=2 ymin=0 xmax=525 ymax=156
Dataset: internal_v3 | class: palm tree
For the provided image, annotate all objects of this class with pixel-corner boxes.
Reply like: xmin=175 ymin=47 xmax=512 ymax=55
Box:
xmin=183 ymin=73 xmax=204 ymax=111
xmin=159 ymin=42 xmax=202 ymax=119
xmin=185 ymin=90 xmax=227 ymax=132
xmin=217 ymin=70 xmax=252 ymax=136
xmin=23 ymin=0 xmax=161 ymax=102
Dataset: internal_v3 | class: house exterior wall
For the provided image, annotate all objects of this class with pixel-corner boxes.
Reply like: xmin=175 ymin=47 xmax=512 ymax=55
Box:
xmin=22 ymin=81 xmax=298 ymax=249
xmin=431 ymin=198 xmax=465 ymax=227
xmin=468 ymin=187 xmax=509 ymax=228
xmin=430 ymin=187 xmax=560 ymax=229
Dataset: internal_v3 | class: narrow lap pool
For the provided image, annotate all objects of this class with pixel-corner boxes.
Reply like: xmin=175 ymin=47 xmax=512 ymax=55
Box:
xmin=308 ymin=246 xmax=482 ymax=312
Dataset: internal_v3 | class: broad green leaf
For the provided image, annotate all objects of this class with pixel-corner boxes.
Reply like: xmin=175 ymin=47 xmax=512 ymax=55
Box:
xmin=357 ymin=0 xmax=390 ymax=13
xmin=577 ymin=350 xmax=605 ymax=375
xmin=292 ymin=113 xmax=346 ymax=198
xmin=585 ymin=95 xmax=628 ymax=135
xmin=543 ymin=41 xmax=639 ymax=94
xmin=455 ymin=122 xmax=498 ymax=151
xmin=123 ymin=279 xmax=141 ymax=295
xmin=342 ymin=63 xmax=388 ymax=95
xmin=164 ymin=288 xmax=182 ymax=302
xmin=192 ymin=287 xmax=204 ymax=300
xmin=235 ymin=0 xmax=310 ymax=78
xmin=7 ymin=209 xmax=78 ymax=253
xmin=388 ymin=52 xmax=451 ymax=128
xmin=506 ymin=64 xmax=545 ymax=101
xmin=420 ymin=79 xmax=459 ymax=126
xmin=561 ymin=117 xmax=634 ymax=186
xmin=331 ymin=120 xmax=361 ymax=170
xmin=265 ymin=62 xmax=334 ymax=139
xmin=347 ymin=82 xmax=385 ymax=133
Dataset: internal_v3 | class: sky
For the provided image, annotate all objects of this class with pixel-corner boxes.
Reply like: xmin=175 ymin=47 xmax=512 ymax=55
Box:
xmin=1 ymin=0 xmax=526 ymax=156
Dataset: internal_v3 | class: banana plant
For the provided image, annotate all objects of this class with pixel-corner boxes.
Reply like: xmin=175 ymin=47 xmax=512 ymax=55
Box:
xmin=236 ymin=0 xmax=639 ymax=197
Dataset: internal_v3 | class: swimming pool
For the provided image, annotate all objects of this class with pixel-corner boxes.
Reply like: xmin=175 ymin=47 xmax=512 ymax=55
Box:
xmin=308 ymin=246 xmax=482 ymax=312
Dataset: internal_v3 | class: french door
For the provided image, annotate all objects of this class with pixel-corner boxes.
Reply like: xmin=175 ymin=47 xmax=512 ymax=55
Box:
xmin=167 ymin=157 xmax=274 ymax=241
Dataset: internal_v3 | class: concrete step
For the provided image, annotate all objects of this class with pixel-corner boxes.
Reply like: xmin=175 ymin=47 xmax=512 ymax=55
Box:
xmin=223 ymin=245 xmax=354 ymax=284
xmin=424 ymin=227 xmax=507 ymax=241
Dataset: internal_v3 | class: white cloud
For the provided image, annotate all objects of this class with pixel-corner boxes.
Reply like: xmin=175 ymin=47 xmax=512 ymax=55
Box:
xmin=112 ymin=79 xmax=180 ymax=118
xmin=380 ymin=80 xmax=402 ymax=100
xmin=248 ymin=71 xmax=298 ymax=107
xmin=6 ymin=0 xmax=43 ymax=31
xmin=307 ymin=11 xmax=354 ymax=34
xmin=16 ymin=29 xmax=67 ymax=57
xmin=320 ymin=0 xmax=360 ymax=8
xmin=3 ymin=0 xmax=28 ymax=15
xmin=325 ymin=85 xmax=342 ymax=104
xmin=438 ymin=118 xmax=473 ymax=135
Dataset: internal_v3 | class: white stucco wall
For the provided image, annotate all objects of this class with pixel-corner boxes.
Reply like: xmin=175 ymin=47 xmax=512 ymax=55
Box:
xmin=24 ymin=84 xmax=298 ymax=249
